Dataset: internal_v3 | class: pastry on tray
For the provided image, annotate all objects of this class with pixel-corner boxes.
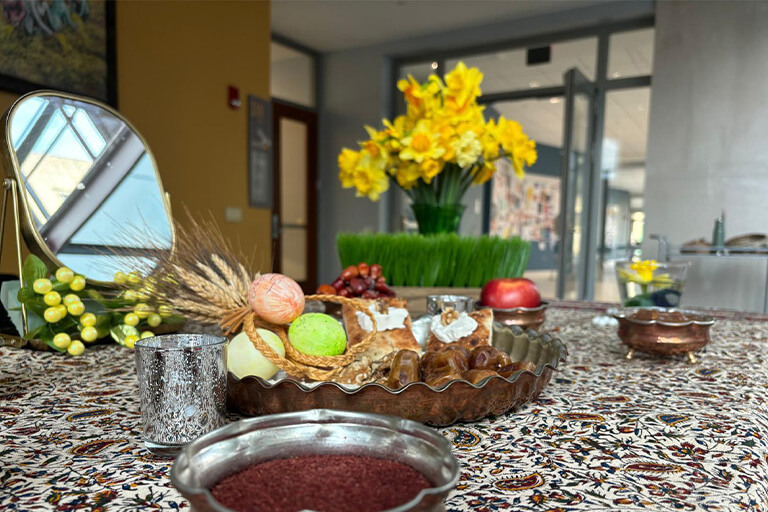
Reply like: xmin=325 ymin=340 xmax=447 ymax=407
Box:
xmin=341 ymin=298 xmax=421 ymax=361
xmin=426 ymin=308 xmax=493 ymax=352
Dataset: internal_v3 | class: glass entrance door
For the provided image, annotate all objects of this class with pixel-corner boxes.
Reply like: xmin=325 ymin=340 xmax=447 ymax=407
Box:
xmin=557 ymin=68 xmax=598 ymax=300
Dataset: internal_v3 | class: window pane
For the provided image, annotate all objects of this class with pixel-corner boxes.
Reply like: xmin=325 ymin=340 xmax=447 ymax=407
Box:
xmin=608 ymin=28 xmax=655 ymax=79
xmin=281 ymin=227 xmax=307 ymax=282
xmin=595 ymin=87 xmax=652 ymax=302
xmin=400 ymin=61 xmax=435 ymax=83
xmin=280 ymin=118 xmax=308 ymax=225
xmin=447 ymin=37 xmax=597 ymax=94
xmin=486 ymin=98 xmax=564 ymax=300
xmin=271 ymin=42 xmax=315 ymax=107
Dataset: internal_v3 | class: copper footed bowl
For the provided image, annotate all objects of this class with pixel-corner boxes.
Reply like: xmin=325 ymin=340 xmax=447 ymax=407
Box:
xmin=608 ymin=307 xmax=714 ymax=360
xmin=476 ymin=301 xmax=548 ymax=331
xmin=227 ymin=325 xmax=566 ymax=427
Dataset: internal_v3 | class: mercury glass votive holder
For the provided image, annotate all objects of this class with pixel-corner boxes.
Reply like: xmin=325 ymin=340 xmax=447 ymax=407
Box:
xmin=134 ymin=334 xmax=228 ymax=457
xmin=426 ymin=295 xmax=475 ymax=316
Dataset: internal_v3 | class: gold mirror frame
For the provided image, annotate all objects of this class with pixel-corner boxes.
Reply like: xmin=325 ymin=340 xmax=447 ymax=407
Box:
xmin=0 ymin=91 xmax=175 ymax=342
xmin=0 ymin=90 xmax=176 ymax=288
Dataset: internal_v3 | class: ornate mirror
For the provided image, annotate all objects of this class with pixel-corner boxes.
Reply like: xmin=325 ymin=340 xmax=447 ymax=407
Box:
xmin=0 ymin=91 xmax=174 ymax=284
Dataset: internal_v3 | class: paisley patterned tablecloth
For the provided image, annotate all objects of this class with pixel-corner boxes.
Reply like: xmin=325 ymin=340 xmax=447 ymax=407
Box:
xmin=2 ymin=304 xmax=768 ymax=511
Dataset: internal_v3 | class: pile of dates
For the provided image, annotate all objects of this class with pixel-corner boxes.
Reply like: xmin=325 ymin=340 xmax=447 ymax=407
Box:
xmin=382 ymin=344 xmax=536 ymax=390
xmin=316 ymin=262 xmax=395 ymax=299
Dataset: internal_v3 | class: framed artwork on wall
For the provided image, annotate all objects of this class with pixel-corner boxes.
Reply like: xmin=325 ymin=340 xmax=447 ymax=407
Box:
xmin=0 ymin=0 xmax=117 ymax=105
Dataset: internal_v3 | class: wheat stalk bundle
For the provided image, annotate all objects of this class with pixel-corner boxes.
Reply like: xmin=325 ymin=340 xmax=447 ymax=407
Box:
xmin=145 ymin=215 xmax=257 ymax=334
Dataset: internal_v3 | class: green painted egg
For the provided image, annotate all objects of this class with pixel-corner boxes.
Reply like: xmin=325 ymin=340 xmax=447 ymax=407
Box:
xmin=288 ymin=313 xmax=347 ymax=356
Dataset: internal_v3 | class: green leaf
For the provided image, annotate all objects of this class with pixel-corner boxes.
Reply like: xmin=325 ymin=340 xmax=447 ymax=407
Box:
xmin=37 ymin=324 xmax=54 ymax=344
xmin=87 ymin=288 xmax=131 ymax=309
xmin=24 ymin=323 xmax=47 ymax=340
xmin=51 ymin=315 xmax=77 ymax=332
xmin=21 ymin=255 xmax=48 ymax=285
xmin=46 ymin=339 xmax=66 ymax=353
xmin=17 ymin=286 xmax=36 ymax=304
xmin=110 ymin=324 xmax=138 ymax=346
xmin=51 ymin=281 xmax=72 ymax=293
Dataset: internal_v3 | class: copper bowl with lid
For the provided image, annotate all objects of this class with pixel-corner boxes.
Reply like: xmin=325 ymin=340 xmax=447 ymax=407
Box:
xmin=475 ymin=301 xmax=548 ymax=331
xmin=227 ymin=325 xmax=566 ymax=426
xmin=171 ymin=409 xmax=460 ymax=512
xmin=608 ymin=307 xmax=715 ymax=363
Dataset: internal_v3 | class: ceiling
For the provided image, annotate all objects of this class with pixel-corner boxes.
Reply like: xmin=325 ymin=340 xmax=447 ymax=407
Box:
xmin=270 ymin=1 xmax=654 ymax=206
xmin=271 ymin=0 xmax=607 ymax=52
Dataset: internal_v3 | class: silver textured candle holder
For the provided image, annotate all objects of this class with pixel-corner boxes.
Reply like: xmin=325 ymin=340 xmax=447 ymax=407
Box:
xmin=134 ymin=334 xmax=227 ymax=457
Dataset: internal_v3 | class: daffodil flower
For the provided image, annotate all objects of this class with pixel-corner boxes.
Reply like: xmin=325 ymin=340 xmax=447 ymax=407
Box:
xmin=337 ymin=62 xmax=538 ymax=207
xmin=630 ymin=260 xmax=659 ymax=283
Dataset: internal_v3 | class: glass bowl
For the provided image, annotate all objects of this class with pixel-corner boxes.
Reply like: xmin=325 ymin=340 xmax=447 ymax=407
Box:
xmin=170 ymin=409 xmax=460 ymax=512
xmin=615 ymin=260 xmax=688 ymax=307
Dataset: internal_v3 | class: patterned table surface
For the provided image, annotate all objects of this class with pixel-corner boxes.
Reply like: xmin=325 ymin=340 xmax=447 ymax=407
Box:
xmin=2 ymin=303 xmax=768 ymax=511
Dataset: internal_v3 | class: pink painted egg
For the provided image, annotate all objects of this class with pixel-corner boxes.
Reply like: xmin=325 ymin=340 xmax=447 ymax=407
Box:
xmin=249 ymin=273 xmax=305 ymax=324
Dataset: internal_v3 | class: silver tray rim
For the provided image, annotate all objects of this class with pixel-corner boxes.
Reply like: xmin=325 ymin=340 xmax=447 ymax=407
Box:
xmin=170 ymin=409 xmax=461 ymax=512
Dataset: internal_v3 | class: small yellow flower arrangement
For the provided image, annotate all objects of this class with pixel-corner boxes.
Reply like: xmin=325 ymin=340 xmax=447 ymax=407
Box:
xmin=338 ymin=62 xmax=537 ymax=234
xmin=615 ymin=259 xmax=688 ymax=307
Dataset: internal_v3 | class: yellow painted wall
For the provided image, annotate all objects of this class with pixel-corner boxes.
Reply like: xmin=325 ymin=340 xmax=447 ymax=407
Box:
xmin=0 ymin=0 xmax=272 ymax=275
xmin=117 ymin=0 xmax=272 ymax=272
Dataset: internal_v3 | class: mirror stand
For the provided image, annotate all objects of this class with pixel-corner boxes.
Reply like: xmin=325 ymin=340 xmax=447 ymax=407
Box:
xmin=0 ymin=177 xmax=29 ymax=345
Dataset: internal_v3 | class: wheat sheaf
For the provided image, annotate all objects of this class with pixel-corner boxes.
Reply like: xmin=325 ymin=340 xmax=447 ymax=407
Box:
xmin=149 ymin=215 xmax=257 ymax=334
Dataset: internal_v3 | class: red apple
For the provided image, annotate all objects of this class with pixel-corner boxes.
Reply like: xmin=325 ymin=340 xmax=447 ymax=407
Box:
xmin=480 ymin=278 xmax=541 ymax=309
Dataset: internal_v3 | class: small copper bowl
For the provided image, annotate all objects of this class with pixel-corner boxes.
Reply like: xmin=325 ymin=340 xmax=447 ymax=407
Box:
xmin=608 ymin=307 xmax=715 ymax=363
xmin=476 ymin=301 xmax=548 ymax=331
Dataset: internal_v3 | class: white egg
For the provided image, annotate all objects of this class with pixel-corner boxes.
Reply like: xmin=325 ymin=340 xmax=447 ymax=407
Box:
xmin=227 ymin=329 xmax=285 ymax=379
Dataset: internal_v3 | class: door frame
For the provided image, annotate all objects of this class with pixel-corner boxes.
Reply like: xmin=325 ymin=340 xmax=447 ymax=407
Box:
xmin=557 ymin=68 xmax=599 ymax=300
xmin=271 ymin=99 xmax=318 ymax=292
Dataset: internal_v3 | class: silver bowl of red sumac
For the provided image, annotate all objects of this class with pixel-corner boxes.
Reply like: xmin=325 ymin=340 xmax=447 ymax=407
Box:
xmin=170 ymin=409 xmax=460 ymax=512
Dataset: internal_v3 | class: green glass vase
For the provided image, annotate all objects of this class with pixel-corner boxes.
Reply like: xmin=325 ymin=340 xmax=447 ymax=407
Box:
xmin=411 ymin=203 xmax=466 ymax=235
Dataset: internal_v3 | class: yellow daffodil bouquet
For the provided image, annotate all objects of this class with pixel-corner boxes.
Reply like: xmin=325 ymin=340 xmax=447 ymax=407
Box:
xmin=338 ymin=62 xmax=538 ymax=234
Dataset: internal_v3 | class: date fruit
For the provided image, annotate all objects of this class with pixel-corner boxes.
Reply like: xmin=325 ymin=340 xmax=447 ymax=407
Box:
xmin=422 ymin=349 xmax=469 ymax=381
xmin=386 ymin=350 xmax=421 ymax=390
xmin=315 ymin=263 xmax=394 ymax=299
xmin=498 ymin=361 xmax=537 ymax=378
xmin=340 ymin=265 xmax=359 ymax=281
xmin=469 ymin=346 xmax=512 ymax=371
xmin=349 ymin=277 xmax=367 ymax=295
xmin=463 ymin=369 xmax=499 ymax=385
xmin=316 ymin=284 xmax=336 ymax=295
xmin=425 ymin=370 xmax=463 ymax=389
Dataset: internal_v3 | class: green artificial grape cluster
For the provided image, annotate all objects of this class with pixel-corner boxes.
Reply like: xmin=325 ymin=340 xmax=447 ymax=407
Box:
xmin=17 ymin=255 xmax=185 ymax=356
xmin=111 ymin=271 xmax=175 ymax=348
xmin=30 ymin=267 xmax=94 ymax=356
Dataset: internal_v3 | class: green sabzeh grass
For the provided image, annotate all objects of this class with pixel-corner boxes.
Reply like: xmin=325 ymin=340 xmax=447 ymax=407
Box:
xmin=337 ymin=233 xmax=530 ymax=287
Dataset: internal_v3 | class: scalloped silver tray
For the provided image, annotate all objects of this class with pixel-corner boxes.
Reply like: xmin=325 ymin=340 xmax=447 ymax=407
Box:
xmin=227 ymin=325 xmax=567 ymax=426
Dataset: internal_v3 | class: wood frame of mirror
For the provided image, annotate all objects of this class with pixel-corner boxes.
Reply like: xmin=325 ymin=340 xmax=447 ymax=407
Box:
xmin=0 ymin=90 xmax=176 ymax=290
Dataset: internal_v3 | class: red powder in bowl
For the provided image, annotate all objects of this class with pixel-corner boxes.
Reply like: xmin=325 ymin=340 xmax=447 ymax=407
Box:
xmin=210 ymin=454 xmax=433 ymax=512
